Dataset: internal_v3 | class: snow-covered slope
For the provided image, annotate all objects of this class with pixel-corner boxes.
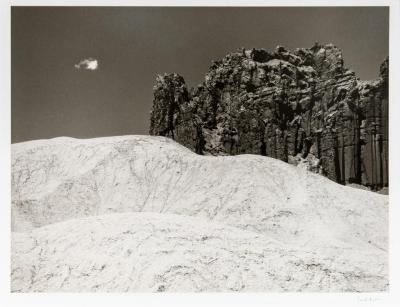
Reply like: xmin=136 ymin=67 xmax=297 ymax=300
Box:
xmin=12 ymin=212 xmax=387 ymax=292
xmin=11 ymin=135 xmax=388 ymax=292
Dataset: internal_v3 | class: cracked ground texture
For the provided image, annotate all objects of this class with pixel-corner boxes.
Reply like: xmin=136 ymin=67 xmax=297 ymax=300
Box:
xmin=11 ymin=135 xmax=388 ymax=292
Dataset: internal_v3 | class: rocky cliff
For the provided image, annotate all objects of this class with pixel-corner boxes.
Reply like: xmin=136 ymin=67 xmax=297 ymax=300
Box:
xmin=150 ymin=43 xmax=388 ymax=189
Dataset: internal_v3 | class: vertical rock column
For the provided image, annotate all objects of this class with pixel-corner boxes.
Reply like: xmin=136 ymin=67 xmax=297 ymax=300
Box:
xmin=360 ymin=58 xmax=389 ymax=188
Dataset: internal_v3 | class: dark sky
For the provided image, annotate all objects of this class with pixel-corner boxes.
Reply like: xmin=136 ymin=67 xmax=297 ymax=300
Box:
xmin=11 ymin=6 xmax=389 ymax=143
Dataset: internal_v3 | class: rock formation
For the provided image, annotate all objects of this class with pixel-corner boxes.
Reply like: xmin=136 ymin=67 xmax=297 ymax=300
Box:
xmin=150 ymin=43 xmax=388 ymax=189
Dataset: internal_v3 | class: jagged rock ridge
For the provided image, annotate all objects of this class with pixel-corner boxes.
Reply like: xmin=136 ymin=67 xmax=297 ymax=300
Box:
xmin=150 ymin=43 xmax=388 ymax=189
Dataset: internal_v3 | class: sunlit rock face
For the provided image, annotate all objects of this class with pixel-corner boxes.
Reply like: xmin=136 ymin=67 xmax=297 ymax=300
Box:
xmin=150 ymin=44 xmax=388 ymax=190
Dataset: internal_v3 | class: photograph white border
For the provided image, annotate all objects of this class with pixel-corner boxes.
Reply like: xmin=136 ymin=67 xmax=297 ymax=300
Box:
xmin=1 ymin=1 xmax=399 ymax=306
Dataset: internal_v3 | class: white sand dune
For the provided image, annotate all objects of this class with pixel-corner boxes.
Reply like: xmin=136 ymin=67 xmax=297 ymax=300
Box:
xmin=11 ymin=135 xmax=388 ymax=292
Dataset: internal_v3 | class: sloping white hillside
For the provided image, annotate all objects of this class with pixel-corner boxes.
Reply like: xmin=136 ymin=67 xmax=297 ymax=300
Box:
xmin=12 ymin=212 xmax=387 ymax=292
xmin=11 ymin=135 xmax=388 ymax=292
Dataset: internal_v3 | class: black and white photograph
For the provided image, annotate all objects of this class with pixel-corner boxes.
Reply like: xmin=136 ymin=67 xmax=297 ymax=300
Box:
xmin=1 ymin=0 xmax=400 ymax=306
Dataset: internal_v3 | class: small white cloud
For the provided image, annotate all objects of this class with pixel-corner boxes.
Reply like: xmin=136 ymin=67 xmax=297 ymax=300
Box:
xmin=74 ymin=58 xmax=99 ymax=70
